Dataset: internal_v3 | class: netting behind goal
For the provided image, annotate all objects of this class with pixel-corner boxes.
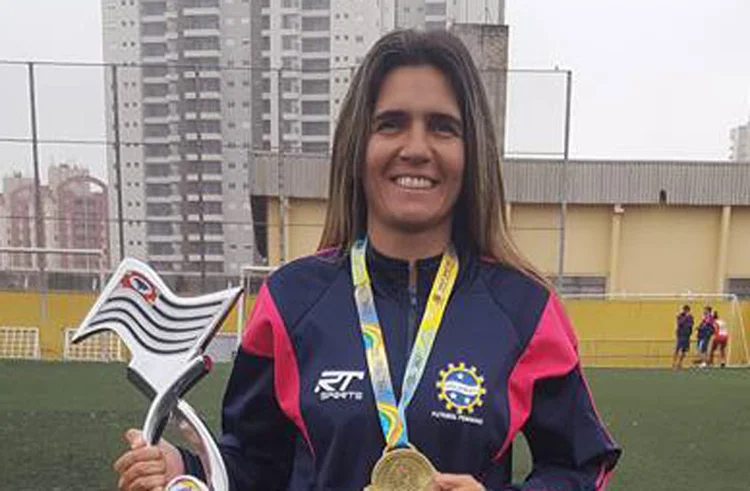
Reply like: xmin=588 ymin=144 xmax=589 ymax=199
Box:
xmin=63 ymin=328 xmax=127 ymax=362
xmin=0 ymin=326 xmax=41 ymax=359
xmin=563 ymin=294 xmax=750 ymax=368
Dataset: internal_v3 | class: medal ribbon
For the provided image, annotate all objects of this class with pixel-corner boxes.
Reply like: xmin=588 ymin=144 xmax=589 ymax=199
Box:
xmin=351 ymin=238 xmax=458 ymax=449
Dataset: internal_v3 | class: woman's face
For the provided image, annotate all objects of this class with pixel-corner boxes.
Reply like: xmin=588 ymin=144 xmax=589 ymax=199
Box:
xmin=363 ymin=65 xmax=465 ymax=236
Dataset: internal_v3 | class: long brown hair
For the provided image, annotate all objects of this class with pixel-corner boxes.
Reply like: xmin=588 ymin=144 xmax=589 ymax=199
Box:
xmin=318 ymin=29 xmax=547 ymax=287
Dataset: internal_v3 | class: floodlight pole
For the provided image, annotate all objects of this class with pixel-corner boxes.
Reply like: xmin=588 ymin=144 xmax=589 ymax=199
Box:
xmin=556 ymin=70 xmax=572 ymax=292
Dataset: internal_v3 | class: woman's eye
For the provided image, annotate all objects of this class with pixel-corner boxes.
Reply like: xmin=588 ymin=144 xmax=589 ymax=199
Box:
xmin=430 ymin=118 xmax=461 ymax=136
xmin=376 ymin=119 xmax=401 ymax=132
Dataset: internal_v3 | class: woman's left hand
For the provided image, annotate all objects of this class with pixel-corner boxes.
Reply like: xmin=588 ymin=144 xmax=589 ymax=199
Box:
xmin=427 ymin=472 xmax=485 ymax=490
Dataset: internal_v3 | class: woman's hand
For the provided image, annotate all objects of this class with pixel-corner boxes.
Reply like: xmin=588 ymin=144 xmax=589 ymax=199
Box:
xmin=428 ymin=472 xmax=486 ymax=490
xmin=113 ymin=429 xmax=184 ymax=491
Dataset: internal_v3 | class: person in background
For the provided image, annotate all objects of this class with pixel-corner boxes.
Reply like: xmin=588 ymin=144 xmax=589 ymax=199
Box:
xmin=696 ymin=306 xmax=714 ymax=367
xmin=709 ymin=311 xmax=729 ymax=368
xmin=672 ymin=305 xmax=693 ymax=370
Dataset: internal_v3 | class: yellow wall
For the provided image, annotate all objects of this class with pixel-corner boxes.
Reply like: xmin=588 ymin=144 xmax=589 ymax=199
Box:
xmin=565 ymin=298 xmax=750 ymax=368
xmin=617 ymin=206 xmax=720 ymax=294
xmin=0 ymin=291 xmax=247 ymax=360
xmin=2 ymin=291 xmax=746 ymax=368
xmin=510 ymin=204 xmax=559 ymax=273
xmin=563 ymin=205 xmax=611 ymax=275
xmin=727 ymin=207 xmax=750 ymax=277
xmin=263 ymin=199 xmax=749 ymax=296
xmin=267 ymin=197 xmax=327 ymax=265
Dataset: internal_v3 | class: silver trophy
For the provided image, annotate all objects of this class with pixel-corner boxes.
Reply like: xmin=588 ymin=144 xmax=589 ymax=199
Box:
xmin=73 ymin=258 xmax=242 ymax=491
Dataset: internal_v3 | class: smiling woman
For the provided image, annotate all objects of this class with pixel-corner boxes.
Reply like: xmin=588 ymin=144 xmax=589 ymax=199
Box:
xmin=113 ymin=29 xmax=620 ymax=491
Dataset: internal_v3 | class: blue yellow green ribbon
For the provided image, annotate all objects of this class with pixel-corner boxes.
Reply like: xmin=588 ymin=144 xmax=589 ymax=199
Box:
xmin=351 ymin=238 xmax=458 ymax=449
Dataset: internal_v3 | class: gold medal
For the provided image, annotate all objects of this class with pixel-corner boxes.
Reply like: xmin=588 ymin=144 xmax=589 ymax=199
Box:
xmin=366 ymin=446 xmax=436 ymax=491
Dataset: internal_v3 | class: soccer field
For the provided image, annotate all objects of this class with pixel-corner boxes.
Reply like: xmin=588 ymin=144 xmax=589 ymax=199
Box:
xmin=1 ymin=361 xmax=748 ymax=490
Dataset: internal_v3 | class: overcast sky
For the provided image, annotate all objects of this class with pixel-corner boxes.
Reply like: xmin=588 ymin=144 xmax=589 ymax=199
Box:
xmin=1 ymin=0 xmax=749 ymax=183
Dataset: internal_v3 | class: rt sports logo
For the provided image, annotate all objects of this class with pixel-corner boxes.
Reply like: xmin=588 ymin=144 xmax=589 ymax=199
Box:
xmin=314 ymin=370 xmax=365 ymax=401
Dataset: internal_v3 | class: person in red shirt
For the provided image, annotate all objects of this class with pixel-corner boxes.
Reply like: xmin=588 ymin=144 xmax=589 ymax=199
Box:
xmin=709 ymin=311 xmax=729 ymax=368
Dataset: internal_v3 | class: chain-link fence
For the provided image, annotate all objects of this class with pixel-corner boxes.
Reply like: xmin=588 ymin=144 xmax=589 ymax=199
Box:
xmin=0 ymin=60 xmax=570 ymax=296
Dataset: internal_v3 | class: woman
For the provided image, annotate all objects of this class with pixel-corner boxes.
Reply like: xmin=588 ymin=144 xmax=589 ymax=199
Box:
xmin=115 ymin=29 xmax=620 ymax=490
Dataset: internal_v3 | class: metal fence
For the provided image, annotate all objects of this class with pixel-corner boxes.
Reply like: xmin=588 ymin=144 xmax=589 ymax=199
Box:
xmin=0 ymin=60 xmax=570 ymax=293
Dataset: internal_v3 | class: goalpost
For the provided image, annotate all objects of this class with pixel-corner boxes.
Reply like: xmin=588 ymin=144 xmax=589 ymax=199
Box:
xmin=562 ymin=292 xmax=750 ymax=368
xmin=0 ymin=326 xmax=41 ymax=359
xmin=0 ymin=246 xmax=108 ymax=361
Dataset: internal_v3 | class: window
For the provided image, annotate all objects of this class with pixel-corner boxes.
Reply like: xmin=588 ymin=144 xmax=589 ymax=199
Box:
xmin=302 ymin=121 xmax=329 ymax=135
xmin=355 ymin=35 xmax=363 ymax=43
xmin=302 ymin=141 xmax=328 ymax=153
xmin=282 ymin=99 xmax=298 ymax=113
xmin=142 ymin=2 xmax=166 ymax=16
xmin=142 ymin=64 xmax=167 ymax=77
xmin=302 ymin=100 xmax=328 ymax=115
xmin=302 ymin=58 xmax=329 ymax=72
xmin=548 ymin=276 xmax=607 ymax=295
xmin=144 ymin=124 xmax=169 ymax=138
xmin=261 ymin=15 xmax=270 ymax=29
xmin=281 ymin=78 xmax=299 ymax=92
xmin=262 ymin=99 xmax=271 ymax=113
xmin=147 ymin=203 xmax=172 ymax=216
xmin=302 ymin=16 xmax=329 ymax=31
xmin=146 ymin=183 xmax=172 ymax=196
xmin=143 ymin=83 xmax=168 ymax=97
xmin=301 ymin=0 xmax=329 ymax=8
xmin=145 ymin=144 xmax=170 ymax=157
xmin=282 ymin=14 xmax=298 ymax=29
xmin=148 ymin=242 xmax=175 ymax=255
xmin=145 ymin=163 xmax=171 ymax=177
xmin=302 ymin=37 xmax=329 ymax=52
xmin=282 ymin=0 xmax=298 ymax=6
xmin=425 ymin=2 xmax=446 ymax=15
xmin=146 ymin=222 xmax=174 ymax=236
xmin=282 ymin=35 xmax=298 ymax=50
xmin=727 ymin=278 xmax=750 ymax=299
xmin=425 ymin=21 xmax=445 ymax=31
xmin=282 ymin=56 xmax=299 ymax=69
xmin=302 ymin=79 xmax=329 ymax=94
xmin=141 ymin=22 xmax=166 ymax=36
xmin=186 ymin=181 xmax=222 ymax=195
xmin=282 ymin=121 xmax=297 ymax=134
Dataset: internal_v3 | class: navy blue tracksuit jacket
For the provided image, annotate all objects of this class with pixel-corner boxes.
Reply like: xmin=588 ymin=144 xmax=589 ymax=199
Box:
xmin=184 ymin=246 xmax=620 ymax=489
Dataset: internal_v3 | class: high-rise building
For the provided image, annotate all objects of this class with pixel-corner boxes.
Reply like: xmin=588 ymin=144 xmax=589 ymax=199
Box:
xmin=730 ymin=122 xmax=750 ymax=162
xmin=102 ymin=0 xmax=256 ymax=278
xmin=102 ymin=0 xmax=505 ymax=275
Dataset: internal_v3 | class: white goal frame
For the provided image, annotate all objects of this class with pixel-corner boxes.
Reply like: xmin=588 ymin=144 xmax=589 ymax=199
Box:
xmin=0 ymin=326 xmax=41 ymax=360
xmin=63 ymin=327 xmax=126 ymax=362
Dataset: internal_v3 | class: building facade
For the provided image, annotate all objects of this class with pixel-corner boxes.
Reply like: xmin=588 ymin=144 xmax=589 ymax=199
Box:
xmin=102 ymin=0 xmax=256 ymax=279
xmin=730 ymin=121 xmax=750 ymax=161
xmin=251 ymin=157 xmax=750 ymax=297
xmin=0 ymin=164 xmax=108 ymax=272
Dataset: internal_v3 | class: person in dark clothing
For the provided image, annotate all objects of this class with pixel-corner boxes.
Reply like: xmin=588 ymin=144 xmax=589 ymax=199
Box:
xmin=696 ymin=306 xmax=714 ymax=367
xmin=672 ymin=305 xmax=694 ymax=369
xmin=113 ymin=29 xmax=620 ymax=491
